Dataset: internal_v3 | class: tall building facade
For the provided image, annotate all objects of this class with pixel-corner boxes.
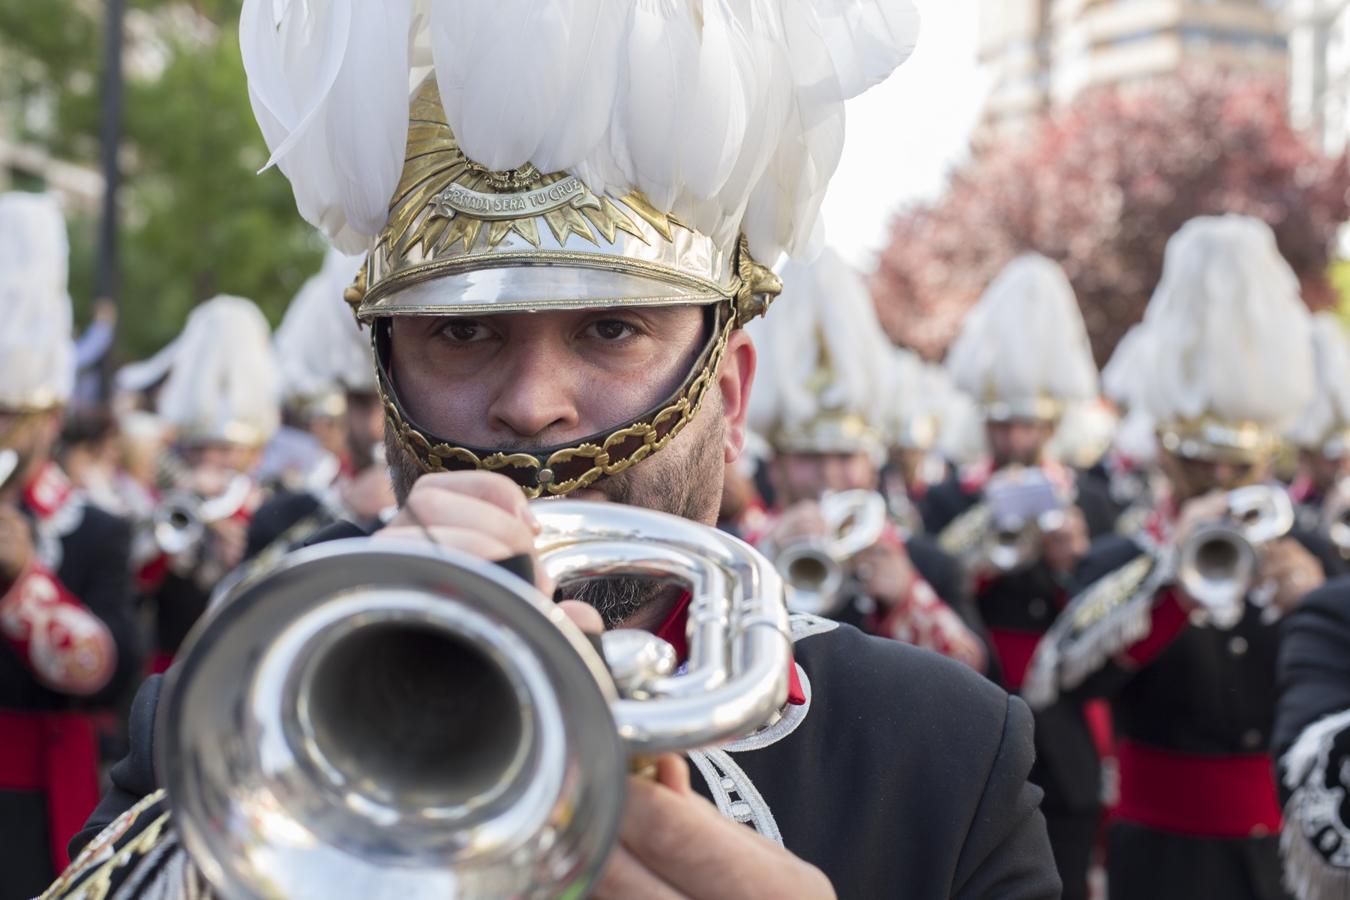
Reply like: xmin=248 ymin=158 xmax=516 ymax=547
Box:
xmin=978 ymin=0 xmax=1289 ymax=135
xmin=1288 ymin=0 xmax=1350 ymax=155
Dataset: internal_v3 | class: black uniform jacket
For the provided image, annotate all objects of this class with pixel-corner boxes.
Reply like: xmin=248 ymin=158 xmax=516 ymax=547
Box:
xmin=1060 ymin=532 xmax=1346 ymax=900
xmin=1273 ymin=577 xmax=1350 ymax=900
xmin=61 ymin=523 xmax=1061 ymax=899
xmin=1 ymin=498 xmax=143 ymax=900
xmin=1275 ymin=576 xmax=1350 ymax=773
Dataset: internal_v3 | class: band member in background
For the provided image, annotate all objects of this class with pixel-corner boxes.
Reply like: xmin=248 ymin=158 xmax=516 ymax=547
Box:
xmin=1285 ymin=313 xmax=1350 ymax=537
xmin=51 ymin=2 xmax=1062 ymax=896
xmin=880 ymin=346 xmax=951 ymax=527
xmin=141 ymin=295 xmax=280 ymax=669
xmin=246 ymin=248 xmax=396 ymax=563
xmin=921 ymin=254 xmax=1117 ymax=544
xmin=1025 ymin=216 xmax=1347 ymax=900
xmin=1096 ymin=324 xmax=1163 ymax=535
xmin=745 ymin=246 xmax=986 ymax=670
xmin=0 ymin=192 xmax=142 ymax=900
xmin=928 ymin=253 xmax=1111 ymax=899
xmin=1274 ymin=575 xmax=1350 ymax=900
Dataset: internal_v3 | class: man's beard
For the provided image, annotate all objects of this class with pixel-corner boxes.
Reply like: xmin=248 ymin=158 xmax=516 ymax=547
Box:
xmin=384 ymin=399 xmax=726 ymax=628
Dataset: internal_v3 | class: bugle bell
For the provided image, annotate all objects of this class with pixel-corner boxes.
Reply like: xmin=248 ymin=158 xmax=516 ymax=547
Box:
xmin=1176 ymin=484 xmax=1295 ymax=628
xmin=157 ymin=501 xmax=791 ymax=899
xmin=774 ymin=489 xmax=888 ymax=617
xmin=152 ymin=473 xmax=252 ymax=557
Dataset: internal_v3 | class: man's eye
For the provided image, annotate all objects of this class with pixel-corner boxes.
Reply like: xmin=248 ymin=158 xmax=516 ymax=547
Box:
xmin=588 ymin=320 xmax=637 ymax=341
xmin=440 ymin=320 xmax=491 ymax=343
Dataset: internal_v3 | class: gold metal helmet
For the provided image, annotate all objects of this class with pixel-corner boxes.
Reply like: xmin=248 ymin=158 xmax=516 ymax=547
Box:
xmin=346 ymin=79 xmax=781 ymax=498
xmin=242 ymin=2 xmax=921 ymax=498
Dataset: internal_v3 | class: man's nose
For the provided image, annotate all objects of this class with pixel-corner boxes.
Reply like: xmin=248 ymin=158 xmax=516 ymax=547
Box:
xmin=486 ymin=343 xmax=582 ymax=440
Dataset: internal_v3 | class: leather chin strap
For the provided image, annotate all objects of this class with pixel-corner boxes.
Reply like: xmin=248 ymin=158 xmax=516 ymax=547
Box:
xmin=373 ymin=305 xmax=732 ymax=499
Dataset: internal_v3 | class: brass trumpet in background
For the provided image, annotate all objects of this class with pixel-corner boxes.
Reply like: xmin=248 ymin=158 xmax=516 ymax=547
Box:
xmin=774 ymin=489 xmax=889 ymax=617
xmin=151 ymin=473 xmax=253 ymax=557
xmin=157 ymin=501 xmax=791 ymax=899
xmin=1176 ymin=484 xmax=1295 ymax=628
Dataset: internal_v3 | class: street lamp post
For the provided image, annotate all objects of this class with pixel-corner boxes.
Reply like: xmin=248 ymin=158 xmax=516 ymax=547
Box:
xmin=96 ymin=0 xmax=125 ymax=402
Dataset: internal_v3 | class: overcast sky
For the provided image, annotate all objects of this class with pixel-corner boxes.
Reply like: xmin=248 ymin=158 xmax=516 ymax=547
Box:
xmin=819 ymin=0 xmax=990 ymax=271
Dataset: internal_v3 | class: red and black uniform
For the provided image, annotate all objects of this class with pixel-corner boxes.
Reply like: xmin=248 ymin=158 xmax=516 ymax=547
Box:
xmin=744 ymin=510 xmax=990 ymax=671
xmin=919 ymin=459 xmax=1117 ymax=899
xmin=0 ymin=464 xmax=142 ymax=900
xmin=1050 ymin=519 xmax=1348 ymax=900
xmin=138 ymin=483 xmax=259 ymax=673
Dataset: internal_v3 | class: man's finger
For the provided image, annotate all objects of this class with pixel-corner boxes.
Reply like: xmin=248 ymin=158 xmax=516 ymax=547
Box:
xmin=592 ymin=845 xmax=689 ymax=900
xmin=397 ymin=491 xmax=536 ymax=557
xmin=654 ymin=753 xmax=692 ymax=795
xmin=557 ymin=600 xmax=604 ymax=635
xmin=374 ymin=526 xmax=513 ymax=563
xmin=410 ymin=471 xmax=536 ymax=526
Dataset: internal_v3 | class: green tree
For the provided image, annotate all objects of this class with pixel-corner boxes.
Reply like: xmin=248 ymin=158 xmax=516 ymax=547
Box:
xmin=0 ymin=0 xmax=324 ymax=359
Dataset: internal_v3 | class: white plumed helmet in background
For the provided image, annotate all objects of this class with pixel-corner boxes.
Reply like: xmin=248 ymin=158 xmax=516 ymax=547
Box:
xmin=881 ymin=346 xmax=940 ymax=452
xmin=1134 ymin=215 xmax=1314 ymax=463
xmin=156 ymin=295 xmax=282 ymax=448
xmin=1285 ymin=312 xmax=1350 ymax=459
xmin=945 ymin=254 xmax=1098 ymax=423
xmin=239 ymin=0 xmax=921 ymax=497
xmin=1100 ymin=322 xmax=1159 ymax=466
xmin=0 ymin=193 xmax=75 ymax=413
xmin=274 ymin=248 xmax=372 ymax=417
xmin=747 ymin=246 xmax=891 ymax=456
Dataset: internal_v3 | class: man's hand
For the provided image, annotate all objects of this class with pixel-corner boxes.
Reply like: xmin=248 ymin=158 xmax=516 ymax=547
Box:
xmin=1171 ymin=491 xmax=1231 ymax=550
xmin=1261 ymin=537 xmax=1324 ymax=615
xmin=339 ymin=465 xmax=397 ymax=522
xmin=0 ymin=505 xmax=34 ymax=587
xmin=767 ymin=501 xmax=826 ymax=550
xmin=1041 ymin=507 xmax=1089 ymax=575
xmin=546 ymin=602 xmax=835 ymax=899
xmin=205 ymin=517 xmax=247 ymax=574
xmin=376 ymin=472 xmax=540 ymax=577
xmin=593 ymin=754 xmax=835 ymax=899
xmin=853 ymin=541 xmax=916 ymax=606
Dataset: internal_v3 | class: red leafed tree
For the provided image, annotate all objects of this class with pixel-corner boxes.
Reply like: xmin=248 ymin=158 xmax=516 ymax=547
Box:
xmin=871 ymin=69 xmax=1350 ymax=363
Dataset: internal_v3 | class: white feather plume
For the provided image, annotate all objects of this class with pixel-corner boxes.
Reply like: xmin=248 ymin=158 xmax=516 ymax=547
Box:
xmin=241 ymin=0 xmax=411 ymax=253
xmin=1134 ymin=216 xmax=1314 ymax=430
xmin=747 ymin=246 xmax=891 ymax=441
xmin=946 ymin=254 xmax=1099 ymax=407
xmin=157 ymin=295 xmax=282 ymax=445
xmin=274 ymin=249 xmax=373 ymax=402
xmin=240 ymin=0 xmax=919 ymax=263
xmin=1102 ymin=323 xmax=1149 ymax=409
xmin=1286 ymin=312 xmax=1350 ymax=448
xmin=0 ymin=193 xmax=74 ymax=411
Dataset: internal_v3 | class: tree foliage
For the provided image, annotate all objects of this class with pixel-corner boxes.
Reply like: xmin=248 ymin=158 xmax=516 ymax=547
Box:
xmin=0 ymin=0 xmax=324 ymax=358
xmin=872 ymin=70 xmax=1350 ymax=364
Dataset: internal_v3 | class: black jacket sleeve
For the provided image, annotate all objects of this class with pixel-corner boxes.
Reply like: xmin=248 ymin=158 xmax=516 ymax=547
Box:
xmin=1275 ymin=577 xmax=1350 ymax=777
xmin=953 ymin=695 xmax=1063 ymax=900
xmin=244 ymin=490 xmax=324 ymax=560
xmin=68 ymin=674 xmax=163 ymax=859
xmin=64 ymin=507 xmax=145 ymax=707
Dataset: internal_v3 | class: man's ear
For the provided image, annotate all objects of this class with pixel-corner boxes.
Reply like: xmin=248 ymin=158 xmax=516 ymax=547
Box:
xmin=717 ymin=329 xmax=756 ymax=465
